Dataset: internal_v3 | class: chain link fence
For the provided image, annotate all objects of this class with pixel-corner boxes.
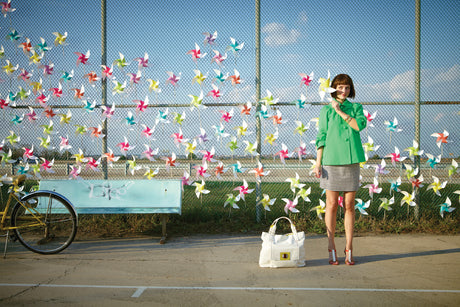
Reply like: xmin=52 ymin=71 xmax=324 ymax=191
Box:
xmin=0 ymin=0 xmax=459 ymax=224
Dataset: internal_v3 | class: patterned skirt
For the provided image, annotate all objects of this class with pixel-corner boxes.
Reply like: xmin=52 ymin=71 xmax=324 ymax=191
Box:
xmin=320 ymin=164 xmax=360 ymax=192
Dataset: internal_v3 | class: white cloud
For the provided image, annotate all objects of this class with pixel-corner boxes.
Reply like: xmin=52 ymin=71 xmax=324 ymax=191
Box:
xmin=262 ymin=22 xmax=301 ymax=47
xmin=356 ymin=64 xmax=460 ymax=102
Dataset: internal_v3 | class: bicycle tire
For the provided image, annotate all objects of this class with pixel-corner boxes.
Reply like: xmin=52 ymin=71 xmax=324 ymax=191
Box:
xmin=11 ymin=191 xmax=78 ymax=255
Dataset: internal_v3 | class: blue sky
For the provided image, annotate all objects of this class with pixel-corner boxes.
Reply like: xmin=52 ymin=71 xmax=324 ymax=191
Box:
xmin=0 ymin=0 xmax=459 ymax=158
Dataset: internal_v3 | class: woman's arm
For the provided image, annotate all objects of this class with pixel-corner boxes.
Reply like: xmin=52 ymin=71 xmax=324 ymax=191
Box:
xmin=331 ymin=101 xmax=360 ymax=131
xmin=314 ymin=147 xmax=323 ymax=178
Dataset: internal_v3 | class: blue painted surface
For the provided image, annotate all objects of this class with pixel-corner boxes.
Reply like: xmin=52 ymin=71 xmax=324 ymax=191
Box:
xmin=39 ymin=180 xmax=182 ymax=214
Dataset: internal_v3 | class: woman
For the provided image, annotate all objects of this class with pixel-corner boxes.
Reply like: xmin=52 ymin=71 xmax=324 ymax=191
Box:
xmin=314 ymin=74 xmax=367 ymax=265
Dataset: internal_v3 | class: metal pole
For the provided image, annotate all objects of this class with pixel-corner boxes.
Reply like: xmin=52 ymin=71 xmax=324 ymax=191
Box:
xmin=414 ymin=0 xmax=421 ymax=217
xmin=101 ymin=0 xmax=108 ymax=180
xmin=255 ymin=0 xmax=262 ymax=222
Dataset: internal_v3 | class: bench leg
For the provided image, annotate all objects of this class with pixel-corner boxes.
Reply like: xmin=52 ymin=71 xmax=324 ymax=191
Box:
xmin=160 ymin=214 xmax=168 ymax=244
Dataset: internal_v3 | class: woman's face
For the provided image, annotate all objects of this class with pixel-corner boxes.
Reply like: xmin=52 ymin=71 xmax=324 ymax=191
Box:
xmin=335 ymin=84 xmax=350 ymax=101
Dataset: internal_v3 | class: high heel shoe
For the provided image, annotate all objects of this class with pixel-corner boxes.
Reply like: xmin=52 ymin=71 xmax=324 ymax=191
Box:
xmin=328 ymin=249 xmax=339 ymax=265
xmin=344 ymin=249 xmax=355 ymax=265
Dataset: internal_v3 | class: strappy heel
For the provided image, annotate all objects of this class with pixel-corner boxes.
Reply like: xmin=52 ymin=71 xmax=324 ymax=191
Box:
xmin=328 ymin=249 xmax=339 ymax=265
xmin=344 ymin=249 xmax=355 ymax=265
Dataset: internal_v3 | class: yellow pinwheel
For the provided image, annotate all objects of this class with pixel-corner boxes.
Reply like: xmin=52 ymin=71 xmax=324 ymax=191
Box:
xmin=52 ymin=32 xmax=68 ymax=46
xmin=427 ymin=176 xmax=447 ymax=197
xmin=72 ymin=149 xmax=88 ymax=165
xmin=257 ymin=194 xmax=276 ymax=211
xmin=59 ymin=110 xmax=72 ymax=125
xmin=2 ymin=60 xmax=18 ymax=75
xmin=184 ymin=140 xmax=197 ymax=158
xmin=143 ymin=167 xmax=159 ymax=180
xmin=147 ymin=79 xmax=161 ymax=93
xmin=193 ymin=180 xmax=210 ymax=199
xmin=264 ymin=129 xmax=278 ymax=145
xmin=310 ymin=199 xmax=326 ymax=220
xmin=192 ymin=69 xmax=207 ymax=85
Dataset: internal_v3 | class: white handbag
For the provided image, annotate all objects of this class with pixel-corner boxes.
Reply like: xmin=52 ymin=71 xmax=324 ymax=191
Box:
xmin=259 ymin=216 xmax=306 ymax=268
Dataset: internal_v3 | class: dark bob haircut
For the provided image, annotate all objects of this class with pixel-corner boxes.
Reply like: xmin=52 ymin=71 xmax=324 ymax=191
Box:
xmin=330 ymin=74 xmax=355 ymax=99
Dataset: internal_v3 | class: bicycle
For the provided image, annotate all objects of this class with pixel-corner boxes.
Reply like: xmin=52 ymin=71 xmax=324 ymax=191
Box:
xmin=0 ymin=174 xmax=78 ymax=256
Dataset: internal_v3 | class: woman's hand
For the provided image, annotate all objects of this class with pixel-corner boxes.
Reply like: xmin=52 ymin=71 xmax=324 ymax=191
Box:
xmin=330 ymin=100 xmax=340 ymax=112
xmin=314 ymin=165 xmax=322 ymax=178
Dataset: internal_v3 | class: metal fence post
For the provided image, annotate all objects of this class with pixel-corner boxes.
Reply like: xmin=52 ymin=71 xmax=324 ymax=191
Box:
xmin=255 ymin=0 xmax=262 ymax=222
xmin=414 ymin=0 xmax=421 ymax=218
xmin=101 ymin=0 xmax=108 ymax=180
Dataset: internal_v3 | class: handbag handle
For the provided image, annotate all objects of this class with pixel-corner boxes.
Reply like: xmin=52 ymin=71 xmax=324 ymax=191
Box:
xmin=268 ymin=216 xmax=299 ymax=237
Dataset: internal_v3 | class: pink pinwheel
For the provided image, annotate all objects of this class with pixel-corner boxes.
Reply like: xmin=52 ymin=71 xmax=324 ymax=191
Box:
xmin=133 ymin=52 xmax=149 ymax=68
xmin=59 ymin=136 xmax=71 ymax=151
xmin=133 ymin=96 xmax=149 ymax=113
xmin=26 ymin=107 xmax=37 ymax=122
xmin=219 ymin=108 xmax=234 ymax=123
xmin=68 ymin=165 xmax=81 ymax=180
xmin=283 ymin=196 xmax=300 ymax=214
xmin=38 ymin=63 xmax=54 ymax=76
xmin=102 ymin=148 xmax=120 ymax=167
xmin=181 ymin=170 xmax=194 ymax=191
xmin=141 ymin=124 xmax=154 ymax=139
xmin=234 ymin=179 xmax=254 ymax=201
xmin=338 ymin=196 xmax=344 ymax=208
xmin=74 ymin=50 xmax=90 ymax=66
xmin=101 ymin=64 xmax=115 ymax=80
xmin=86 ymin=157 xmax=101 ymax=171
xmin=363 ymin=177 xmax=382 ymax=199
xmin=0 ymin=99 xmax=9 ymax=109
xmin=22 ymin=146 xmax=36 ymax=161
xmin=363 ymin=110 xmax=377 ymax=127
xmin=385 ymin=147 xmax=406 ymax=167
xmin=214 ymin=161 xmax=228 ymax=180
xmin=1 ymin=0 xmax=15 ymax=17
xmin=35 ymin=93 xmax=49 ymax=107
xmin=211 ymin=50 xmax=227 ymax=66
xmin=18 ymin=69 xmax=32 ymax=82
xmin=207 ymin=84 xmax=221 ymax=100
xmin=186 ymin=43 xmax=207 ymax=63
xmin=127 ymin=71 xmax=141 ymax=85
xmin=171 ymin=128 xmax=189 ymax=148
xmin=200 ymin=147 xmax=217 ymax=163
xmin=202 ymin=31 xmax=217 ymax=46
xmin=294 ymin=142 xmax=307 ymax=161
xmin=116 ymin=137 xmax=135 ymax=155
xmin=275 ymin=143 xmax=292 ymax=164
xmin=298 ymin=72 xmax=314 ymax=87
xmin=165 ymin=71 xmax=181 ymax=87
xmin=40 ymin=158 xmax=55 ymax=173
xmin=193 ymin=162 xmax=210 ymax=179
xmin=141 ymin=145 xmax=158 ymax=161
xmin=49 ymin=82 xmax=63 ymax=98
xmin=83 ymin=71 xmax=100 ymax=87
xmin=101 ymin=102 xmax=115 ymax=119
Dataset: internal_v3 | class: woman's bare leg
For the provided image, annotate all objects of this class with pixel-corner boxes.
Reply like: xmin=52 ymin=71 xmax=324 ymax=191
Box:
xmin=325 ymin=190 xmax=340 ymax=250
xmin=343 ymin=191 xmax=356 ymax=257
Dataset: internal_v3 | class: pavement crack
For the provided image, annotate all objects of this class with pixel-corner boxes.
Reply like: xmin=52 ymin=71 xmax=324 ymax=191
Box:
xmin=0 ymin=284 xmax=40 ymax=302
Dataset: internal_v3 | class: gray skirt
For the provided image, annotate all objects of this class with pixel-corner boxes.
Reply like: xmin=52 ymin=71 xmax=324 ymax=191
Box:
xmin=320 ymin=164 xmax=360 ymax=192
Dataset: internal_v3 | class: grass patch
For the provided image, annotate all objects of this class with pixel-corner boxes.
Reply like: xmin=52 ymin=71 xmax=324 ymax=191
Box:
xmin=1 ymin=180 xmax=459 ymax=239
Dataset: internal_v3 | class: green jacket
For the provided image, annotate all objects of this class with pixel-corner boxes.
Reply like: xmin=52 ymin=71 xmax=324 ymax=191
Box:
xmin=315 ymin=100 xmax=367 ymax=165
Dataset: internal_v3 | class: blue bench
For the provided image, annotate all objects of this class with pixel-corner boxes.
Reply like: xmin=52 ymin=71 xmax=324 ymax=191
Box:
xmin=39 ymin=179 xmax=182 ymax=244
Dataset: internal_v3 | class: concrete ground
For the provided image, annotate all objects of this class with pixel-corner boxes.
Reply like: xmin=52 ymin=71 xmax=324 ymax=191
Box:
xmin=0 ymin=233 xmax=459 ymax=306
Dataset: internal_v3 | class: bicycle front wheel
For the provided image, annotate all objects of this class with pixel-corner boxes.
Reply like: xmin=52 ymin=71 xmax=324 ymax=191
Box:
xmin=11 ymin=191 xmax=78 ymax=254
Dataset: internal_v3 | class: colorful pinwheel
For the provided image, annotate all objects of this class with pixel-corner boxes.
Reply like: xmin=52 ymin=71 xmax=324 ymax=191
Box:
xmin=317 ymin=70 xmax=336 ymax=101
xmin=355 ymin=199 xmax=370 ymax=216
xmin=363 ymin=177 xmax=382 ymax=199
xmin=186 ymin=43 xmax=207 ymax=63
xmin=257 ymin=194 xmax=276 ymax=211
xmin=192 ymin=180 xmax=210 ymax=199
xmin=310 ymin=199 xmax=326 ymax=220
xmin=285 ymin=173 xmax=305 ymax=193
xmin=427 ymin=176 xmax=447 ymax=197
xmin=283 ymin=196 xmax=299 ymax=214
